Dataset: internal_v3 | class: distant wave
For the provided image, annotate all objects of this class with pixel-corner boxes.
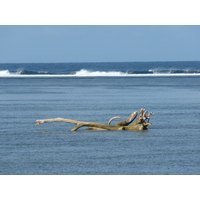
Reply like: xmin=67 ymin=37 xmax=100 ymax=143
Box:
xmin=1 ymin=68 xmax=200 ymax=77
xmin=73 ymin=69 xmax=126 ymax=76
xmin=148 ymin=68 xmax=200 ymax=74
xmin=0 ymin=69 xmax=49 ymax=76
xmin=0 ymin=70 xmax=10 ymax=76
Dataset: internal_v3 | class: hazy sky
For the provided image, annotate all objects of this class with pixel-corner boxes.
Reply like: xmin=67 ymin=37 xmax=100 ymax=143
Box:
xmin=0 ymin=25 xmax=200 ymax=63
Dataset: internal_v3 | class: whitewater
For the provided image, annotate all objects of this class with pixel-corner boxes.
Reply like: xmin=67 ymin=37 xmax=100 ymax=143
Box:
xmin=1 ymin=68 xmax=200 ymax=77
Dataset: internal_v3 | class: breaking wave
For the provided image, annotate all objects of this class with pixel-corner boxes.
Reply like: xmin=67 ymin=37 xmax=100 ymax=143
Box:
xmin=1 ymin=68 xmax=200 ymax=77
xmin=148 ymin=69 xmax=200 ymax=74
xmin=73 ymin=69 xmax=126 ymax=76
xmin=0 ymin=69 xmax=49 ymax=76
xmin=0 ymin=70 xmax=10 ymax=76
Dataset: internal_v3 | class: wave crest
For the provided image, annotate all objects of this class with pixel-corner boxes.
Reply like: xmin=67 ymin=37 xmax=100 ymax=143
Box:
xmin=0 ymin=70 xmax=10 ymax=75
xmin=74 ymin=69 xmax=126 ymax=76
xmin=149 ymin=68 xmax=200 ymax=74
xmin=1 ymin=68 xmax=200 ymax=77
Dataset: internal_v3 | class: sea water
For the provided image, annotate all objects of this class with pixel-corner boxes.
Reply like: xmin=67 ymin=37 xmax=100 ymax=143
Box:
xmin=0 ymin=62 xmax=200 ymax=175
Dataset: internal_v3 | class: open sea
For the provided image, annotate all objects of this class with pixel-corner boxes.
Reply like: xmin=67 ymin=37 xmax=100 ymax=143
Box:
xmin=0 ymin=61 xmax=200 ymax=175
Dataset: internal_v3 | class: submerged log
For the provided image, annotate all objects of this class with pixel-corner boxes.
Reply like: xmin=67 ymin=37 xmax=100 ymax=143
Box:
xmin=36 ymin=108 xmax=154 ymax=131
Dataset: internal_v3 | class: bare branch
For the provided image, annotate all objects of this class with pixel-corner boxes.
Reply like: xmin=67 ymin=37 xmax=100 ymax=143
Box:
xmin=116 ymin=112 xmax=138 ymax=126
xmin=125 ymin=111 xmax=138 ymax=124
xmin=108 ymin=116 xmax=121 ymax=125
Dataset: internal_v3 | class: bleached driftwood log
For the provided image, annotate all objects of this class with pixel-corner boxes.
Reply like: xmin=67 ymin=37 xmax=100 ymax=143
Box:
xmin=36 ymin=108 xmax=154 ymax=131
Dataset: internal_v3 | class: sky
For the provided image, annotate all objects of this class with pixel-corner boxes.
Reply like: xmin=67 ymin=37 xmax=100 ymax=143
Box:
xmin=0 ymin=25 xmax=200 ymax=63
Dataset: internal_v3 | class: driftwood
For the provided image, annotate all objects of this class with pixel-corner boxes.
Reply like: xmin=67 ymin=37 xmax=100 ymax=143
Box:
xmin=36 ymin=108 xmax=154 ymax=131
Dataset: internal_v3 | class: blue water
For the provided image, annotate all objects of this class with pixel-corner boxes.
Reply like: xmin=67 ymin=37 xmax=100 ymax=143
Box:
xmin=0 ymin=62 xmax=200 ymax=174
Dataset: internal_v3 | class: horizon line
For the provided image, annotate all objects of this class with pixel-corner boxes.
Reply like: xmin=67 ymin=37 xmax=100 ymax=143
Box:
xmin=0 ymin=60 xmax=200 ymax=64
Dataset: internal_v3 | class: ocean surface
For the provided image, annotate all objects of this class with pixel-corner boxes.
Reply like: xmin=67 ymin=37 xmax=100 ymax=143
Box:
xmin=0 ymin=61 xmax=200 ymax=175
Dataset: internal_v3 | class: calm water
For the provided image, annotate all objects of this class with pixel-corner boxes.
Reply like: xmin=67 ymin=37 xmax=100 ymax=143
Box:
xmin=0 ymin=62 xmax=200 ymax=174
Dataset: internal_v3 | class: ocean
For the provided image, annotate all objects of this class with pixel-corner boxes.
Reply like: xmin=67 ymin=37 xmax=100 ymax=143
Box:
xmin=0 ymin=61 xmax=200 ymax=175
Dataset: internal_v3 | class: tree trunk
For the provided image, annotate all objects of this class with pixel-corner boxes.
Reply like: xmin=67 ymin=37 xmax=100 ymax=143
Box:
xmin=35 ymin=109 xmax=154 ymax=131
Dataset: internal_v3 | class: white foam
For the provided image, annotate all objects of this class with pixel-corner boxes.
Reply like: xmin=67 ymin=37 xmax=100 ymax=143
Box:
xmin=0 ymin=69 xmax=200 ymax=77
xmin=0 ymin=70 xmax=11 ymax=76
xmin=74 ymin=69 xmax=126 ymax=76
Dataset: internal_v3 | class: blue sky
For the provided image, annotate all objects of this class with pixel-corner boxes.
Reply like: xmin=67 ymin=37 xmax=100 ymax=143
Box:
xmin=0 ymin=25 xmax=200 ymax=63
